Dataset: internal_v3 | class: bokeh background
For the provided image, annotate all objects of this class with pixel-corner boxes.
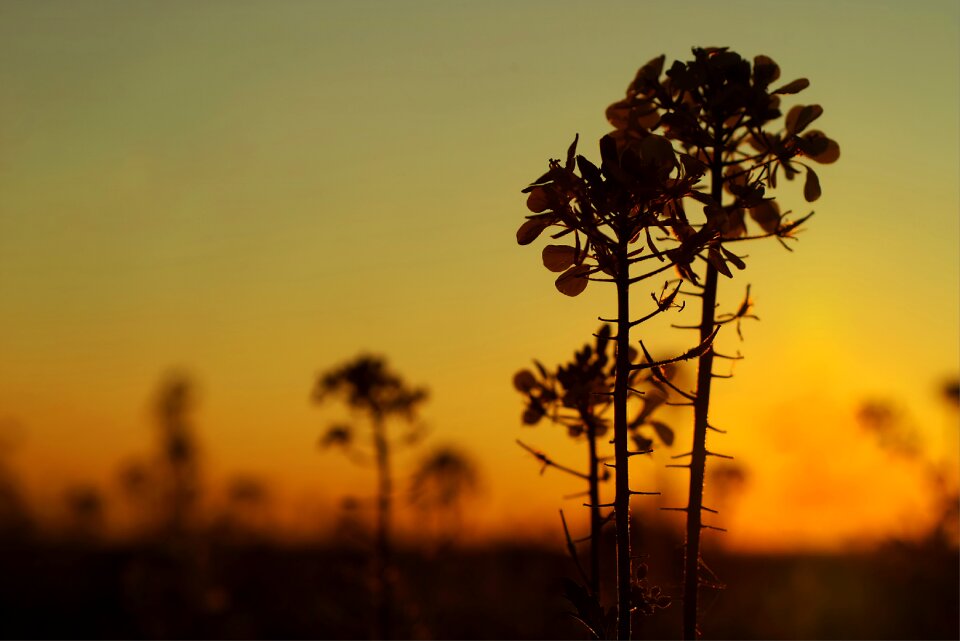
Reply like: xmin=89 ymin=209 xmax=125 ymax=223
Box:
xmin=0 ymin=1 xmax=957 ymax=638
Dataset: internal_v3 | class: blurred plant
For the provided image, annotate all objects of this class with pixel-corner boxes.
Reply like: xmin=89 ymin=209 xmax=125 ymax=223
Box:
xmin=62 ymin=484 xmax=105 ymax=542
xmin=605 ymin=47 xmax=839 ymax=638
xmin=858 ymin=393 xmax=960 ymax=549
xmin=115 ymin=458 xmax=157 ymax=538
xmin=314 ymin=354 xmax=428 ymax=640
xmin=0 ymin=419 xmax=32 ymax=541
xmin=857 ymin=400 xmax=922 ymax=459
xmin=517 ymin=128 xmax=716 ymax=637
xmin=942 ymin=378 xmax=959 ymax=408
xmin=514 ymin=324 xmax=678 ymax=615
xmin=409 ymin=445 xmax=480 ymax=546
xmin=154 ymin=373 xmax=201 ymax=539
xmin=214 ymin=474 xmax=271 ymax=542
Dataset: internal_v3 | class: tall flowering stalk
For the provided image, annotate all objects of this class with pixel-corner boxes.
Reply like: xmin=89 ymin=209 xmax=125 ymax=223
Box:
xmin=517 ymin=134 xmax=713 ymax=638
xmin=606 ymin=47 xmax=840 ymax=638
xmin=314 ymin=355 xmax=428 ymax=640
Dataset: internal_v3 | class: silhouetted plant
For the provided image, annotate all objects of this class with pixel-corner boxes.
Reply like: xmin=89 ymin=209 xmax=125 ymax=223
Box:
xmin=518 ymin=132 xmax=716 ymax=638
xmin=116 ymin=458 xmax=157 ymax=538
xmin=154 ymin=373 xmax=201 ymax=539
xmin=606 ymin=47 xmax=840 ymax=638
xmin=0 ymin=422 xmax=32 ymax=542
xmin=215 ymin=474 xmax=271 ymax=542
xmin=62 ymin=484 xmax=104 ymax=542
xmin=514 ymin=324 xmax=678 ymax=615
xmin=314 ymin=354 xmax=428 ymax=640
xmin=858 ymin=393 xmax=960 ymax=549
xmin=409 ymin=445 xmax=480 ymax=546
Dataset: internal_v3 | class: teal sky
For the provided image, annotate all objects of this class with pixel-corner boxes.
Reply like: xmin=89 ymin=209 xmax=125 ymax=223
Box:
xmin=0 ymin=0 xmax=957 ymax=546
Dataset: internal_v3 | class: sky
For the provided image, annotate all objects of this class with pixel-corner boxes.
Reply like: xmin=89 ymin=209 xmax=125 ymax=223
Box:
xmin=0 ymin=0 xmax=958 ymax=550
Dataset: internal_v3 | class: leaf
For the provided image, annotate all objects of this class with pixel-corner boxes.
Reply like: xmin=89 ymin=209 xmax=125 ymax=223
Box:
xmin=803 ymin=132 xmax=840 ymax=164
xmin=517 ymin=217 xmax=551 ymax=245
xmin=522 ymin=404 xmax=544 ymax=425
xmin=803 ymin=166 xmax=821 ymax=202
xmin=748 ymin=200 xmax=781 ymax=234
xmin=639 ymin=133 xmax=676 ymax=171
xmin=576 ymin=155 xmax=602 ymax=187
xmin=606 ymin=100 xmax=631 ymax=129
xmin=632 ymin=434 xmax=654 ymax=452
xmin=650 ymin=421 xmax=674 ymax=446
xmin=513 ymin=370 xmax=537 ymax=393
xmin=773 ymin=78 xmax=810 ymax=94
xmin=320 ymin=425 xmax=352 ymax=448
xmin=753 ymin=54 xmax=780 ymax=85
xmin=533 ymin=359 xmax=548 ymax=379
xmin=707 ymin=246 xmax=733 ymax=278
xmin=636 ymin=105 xmax=660 ymax=129
xmin=721 ymin=246 xmax=746 ymax=270
xmin=599 ymin=134 xmax=620 ymax=171
xmin=542 ymin=245 xmax=577 ymax=272
xmin=720 ymin=208 xmax=747 ymax=239
xmin=565 ymin=134 xmax=579 ymax=170
xmin=526 ymin=187 xmax=551 ymax=213
xmin=555 ymin=265 xmax=591 ymax=297
xmin=785 ymin=104 xmax=823 ymax=135
xmin=560 ymin=578 xmax=604 ymax=640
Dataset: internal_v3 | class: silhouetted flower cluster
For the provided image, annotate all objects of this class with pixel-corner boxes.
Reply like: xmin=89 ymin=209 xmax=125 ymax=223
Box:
xmin=606 ymin=47 xmax=840 ymax=251
xmin=514 ymin=325 xmax=677 ymax=452
xmin=517 ymin=134 xmax=710 ymax=295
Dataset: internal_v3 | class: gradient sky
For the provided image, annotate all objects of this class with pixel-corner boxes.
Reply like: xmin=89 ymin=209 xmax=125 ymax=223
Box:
xmin=1 ymin=0 xmax=957 ymax=549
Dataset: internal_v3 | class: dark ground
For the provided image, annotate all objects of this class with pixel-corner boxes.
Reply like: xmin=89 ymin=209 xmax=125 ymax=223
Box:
xmin=0 ymin=532 xmax=956 ymax=640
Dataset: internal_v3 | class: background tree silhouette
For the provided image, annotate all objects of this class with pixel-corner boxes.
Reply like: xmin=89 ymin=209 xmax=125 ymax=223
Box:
xmin=314 ymin=354 xmax=428 ymax=640
xmin=606 ymin=47 xmax=840 ymax=639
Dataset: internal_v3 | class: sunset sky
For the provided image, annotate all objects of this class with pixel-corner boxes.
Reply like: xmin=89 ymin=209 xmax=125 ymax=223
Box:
xmin=1 ymin=0 xmax=957 ymax=550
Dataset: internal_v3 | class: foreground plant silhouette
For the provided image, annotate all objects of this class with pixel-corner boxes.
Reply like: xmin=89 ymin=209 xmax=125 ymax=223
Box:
xmin=606 ymin=48 xmax=840 ymax=638
xmin=514 ymin=325 xmax=677 ymax=635
xmin=314 ymin=355 xmax=428 ymax=640
xmin=517 ymin=133 xmax=715 ymax=638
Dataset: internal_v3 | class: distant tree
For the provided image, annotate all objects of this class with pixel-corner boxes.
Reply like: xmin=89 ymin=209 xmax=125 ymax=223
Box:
xmin=605 ymin=48 xmax=839 ymax=639
xmin=314 ymin=354 xmax=428 ymax=640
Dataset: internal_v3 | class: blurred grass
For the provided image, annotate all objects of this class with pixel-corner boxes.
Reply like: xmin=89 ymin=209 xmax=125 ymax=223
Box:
xmin=0 ymin=536 xmax=955 ymax=639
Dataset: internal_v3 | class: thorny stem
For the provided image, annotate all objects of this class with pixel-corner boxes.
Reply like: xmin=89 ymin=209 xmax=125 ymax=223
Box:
xmin=584 ymin=408 xmax=602 ymax=598
xmin=614 ymin=238 xmax=633 ymax=640
xmin=372 ymin=413 xmax=393 ymax=640
xmin=683 ymin=130 xmax=724 ymax=641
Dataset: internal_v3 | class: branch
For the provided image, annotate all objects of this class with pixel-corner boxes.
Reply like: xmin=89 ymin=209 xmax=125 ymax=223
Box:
xmin=516 ymin=440 xmax=590 ymax=481
xmin=631 ymin=326 xmax=721 ymax=372
xmin=559 ymin=509 xmax=592 ymax=590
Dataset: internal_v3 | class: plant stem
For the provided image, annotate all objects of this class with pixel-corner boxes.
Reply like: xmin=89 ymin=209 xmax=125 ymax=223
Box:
xmin=682 ymin=142 xmax=724 ymax=640
xmin=614 ymin=239 xmax=633 ymax=640
xmin=585 ymin=411 xmax=602 ymax=598
xmin=372 ymin=414 xmax=393 ymax=640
